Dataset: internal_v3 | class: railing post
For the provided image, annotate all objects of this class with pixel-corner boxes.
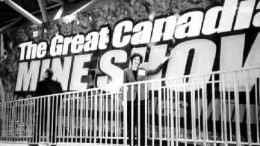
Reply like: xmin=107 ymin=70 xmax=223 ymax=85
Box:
xmin=145 ymin=82 xmax=148 ymax=146
xmin=234 ymin=72 xmax=241 ymax=146
xmin=47 ymin=96 xmax=51 ymax=145
xmin=212 ymin=74 xmax=217 ymax=146
xmin=202 ymin=76 xmax=207 ymax=146
xmin=58 ymin=94 xmax=63 ymax=143
xmin=123 ymin=84 xmax=128 ymax=146
xmin=137 ymin=82 xmax=140 ymax=146
xmin=94 ymin=91 xmax=98 ymax=144
xmin=256 ymin=73 xmax=260 ymax=143
xmin=191 ymin=82 xmax=196 ymax=146
xmin=99 ymin=90 xmax=103 ymax=143
xmin=183 ymin=77 xmax=187 ymax=146
xmin=245 ymin=70 xmax=252 ymax=146
xmin=221 ymin=73 xmax=228 ymax=146
xmin=158 ymin=80 xmax=162 ymax=146
xmin=151 ymin=82 xmax=155 ymax=146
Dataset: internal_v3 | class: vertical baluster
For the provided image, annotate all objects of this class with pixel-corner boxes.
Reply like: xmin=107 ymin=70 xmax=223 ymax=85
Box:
xmin=212 ymin=74 xmax=216 ymax=146
xmin=151 ymin=82 xmax=155 ymax=146
xmin=86 ymin=91 xmax=89 ymax=143
xmin=105 ymin=90 xmax=108 ymax=145
xmin=245 ymin=70 xmax=252 ymax=146
xmin=227 ymin=78 xmax=232 ymax=143
xmin=183 ymin=78 xmax=187 ymax=146
xmin=176 ymin=81 xmax=180 ymax=146
xmin=191 ymin=82 xmax=196 ymax=146
xmin=169 ymin=80 xmax=174 ymax=146
xmin=158 ymin=81 xmax=162 ymax=146
xmin=110 ymin=91 xmax=114 ymax=146
xmin=123 ymin=85 xmax=128 ymax=146
xmin=234 ymin=72 xmax=241 ymax=146
xmin=166 ymin=86 xmax=170 ymax=146
xmin=58 ymin=94 xmax=63 ymax=143
xmin=255 ymin=73 xmax=260 ymax=143
xmin=93 ymin=90 xmax=97 ymax=144
xmin=222 ymin=74 xmax=228 ymax=146
xmin=202 ymin=76 xmax=207 ymax=146
xmin=75 ymin=93 xmax=78 ymax=142
xmin=100 ymin=90 xmax=103 ymax=144
xmin=68 ymin=94 xmax=71 ymax=142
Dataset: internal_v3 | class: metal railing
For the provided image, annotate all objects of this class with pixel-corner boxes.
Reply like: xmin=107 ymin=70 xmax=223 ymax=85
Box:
xmin=0 ymin=67 xmax=260 ymax=146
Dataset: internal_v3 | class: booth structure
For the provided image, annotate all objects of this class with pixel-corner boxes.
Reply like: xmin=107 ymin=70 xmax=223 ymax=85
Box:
xmin=0 ymin=0 xmax=260 ymax=146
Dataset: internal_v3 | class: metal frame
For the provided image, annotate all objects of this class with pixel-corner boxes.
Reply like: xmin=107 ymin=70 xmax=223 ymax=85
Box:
xmin=0 ymin=0 xmax=64 ymax=33
xmin=2 ymin=0 xmax=42 ymax=24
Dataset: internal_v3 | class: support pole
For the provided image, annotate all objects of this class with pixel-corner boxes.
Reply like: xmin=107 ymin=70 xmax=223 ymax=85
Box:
xmin=3 ymin=0 xmax=42 ymax=24
xmin=53 ymin=5 xmax=64 ymax=20
xmin=0 ymin=18 xmax=22 ymax=33
xmin=37 ymin=0 xmax=49 ymax=22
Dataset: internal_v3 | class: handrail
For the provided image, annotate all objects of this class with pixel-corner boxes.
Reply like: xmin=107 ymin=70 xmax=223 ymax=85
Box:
xmin=0 ymin=66 xmax=260 ymax=146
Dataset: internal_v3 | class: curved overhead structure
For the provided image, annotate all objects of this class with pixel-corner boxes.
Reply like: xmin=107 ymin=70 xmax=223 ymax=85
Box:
xmin=0 ymin=0 xmax=92 ymax=32
xmin=3 ymin=0 xmax=42 ymax=24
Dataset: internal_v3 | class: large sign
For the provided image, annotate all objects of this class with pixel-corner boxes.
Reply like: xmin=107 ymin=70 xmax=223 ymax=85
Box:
xmin=15 ymin=0 xmax=260 ymax=95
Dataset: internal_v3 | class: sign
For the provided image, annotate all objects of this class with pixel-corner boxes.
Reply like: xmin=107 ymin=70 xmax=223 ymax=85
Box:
xmin=15 ymin=0 xmax=260 ymax=94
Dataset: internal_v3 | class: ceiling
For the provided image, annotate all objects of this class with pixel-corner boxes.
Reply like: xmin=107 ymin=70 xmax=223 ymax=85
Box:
xmin=0 ymin=0 xmax=92 ymax=31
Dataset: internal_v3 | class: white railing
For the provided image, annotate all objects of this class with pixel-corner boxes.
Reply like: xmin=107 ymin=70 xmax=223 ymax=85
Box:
xmin=0 ymin=67 xmax=260 ymax=146
xmin=0 ymin=89 xmax=126 ymax=145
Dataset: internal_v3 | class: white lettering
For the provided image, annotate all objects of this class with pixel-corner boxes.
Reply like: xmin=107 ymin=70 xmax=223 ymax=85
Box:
xmin=51 ymin=57 xmax=72 ymax=90
xmin=62 ymin=36 xmax=73 ymax=55
xmin=37 ymin=42 xmax=47 ymax=59
xmin=15 ymin=61 xmax=40 ymax=91
xmin=151 ymin=15 xmax=178 ymax=42
xmin=50 ymin=34 xmax=64 ymax=57
xmin=19 ymin=42 xmax=31 ymax=60
xmin=165 ymin=39 xmax=216 ymax=90
xmin=244 ymin=32 xmax=260 ymax=67
xmin=71 ymin=34 xmax=84 ymax=53
xmin=19 ymin=41 xmax=47 ymax=60
xmin=98 ymin=27 xmax=110 ymax=50
xmin=175 ymin=11 xmax=203 ymax=39
xmin=112 ymin=20 xmax=133 ymax=48
xmin=131 ymin=21 xmax=153 ymax=45
xmin=70 ymin=54 xmax=92 ymax=90
xmin=99 ymin=50 xmax=127 ymax=85
xmin=234 ymin=0 xmax=255 ymax=30
xmin=40 ymin=59 xmax=51 ymax=80
xmin=220 ymin=34 xmax=245 ymax=74
xmin=202 ymin=0 xmax=238 ymax=35
xmin=84 ymin=32 xmax=99 ymax=52
xmin=253 ymin=1 xmax=260 ymax=27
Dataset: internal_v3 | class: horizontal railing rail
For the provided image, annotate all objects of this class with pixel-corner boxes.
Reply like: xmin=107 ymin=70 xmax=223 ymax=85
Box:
xmin=0 ymin=66 xmax=260 ymax=146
